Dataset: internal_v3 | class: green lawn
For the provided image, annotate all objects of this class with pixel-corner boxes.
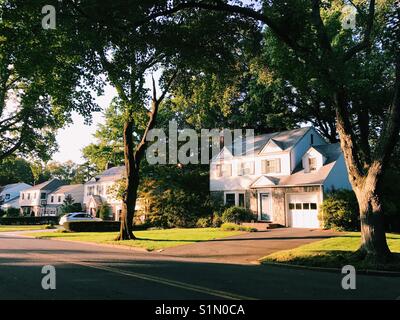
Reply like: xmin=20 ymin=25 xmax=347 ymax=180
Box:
xmin=261 ymin=232 xmax=400 ymax=271
xmin=0 ymin=225 xmax=52 ymax=232
xmin=30 ymin=228 xmax=243 ymax=251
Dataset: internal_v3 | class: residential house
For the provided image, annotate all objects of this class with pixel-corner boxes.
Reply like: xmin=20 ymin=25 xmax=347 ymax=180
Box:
xmin=19 ymin=179 xmax=66 ymax=216
xmin=46 ymin=184 xmax=85 ymax=216
xmin=0 ymin=183 xmax=32 ymax=211
xmin=210 ymin=127 xmax=352 ymax=228
xmin=83 ymin=166 xmax=144 ymax=221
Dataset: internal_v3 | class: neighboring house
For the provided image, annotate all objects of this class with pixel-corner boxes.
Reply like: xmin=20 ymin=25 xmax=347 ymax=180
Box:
xmin=19 ymin=179 xmax=66 ymax=216
xmin=46 ymin=184 xmax=85 ymax=216
xmin=83 ymin=166 xmax=143 ymax=221
xmin=0 ymin=183 xmax=32 ymax=211
xmin=210 ymin=127 xmax=352 ymax=228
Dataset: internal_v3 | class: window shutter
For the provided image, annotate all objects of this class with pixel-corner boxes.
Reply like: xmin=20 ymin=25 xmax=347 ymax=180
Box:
xmin=249 ymin=161 xmax=255 ymax=175
xmin=237 ymin=162 xmax=243 ymax=176
xmin=276 ymin=159 xmax=281 ymax=173
xmin=261 ymin=160 xmax=267 ymax=174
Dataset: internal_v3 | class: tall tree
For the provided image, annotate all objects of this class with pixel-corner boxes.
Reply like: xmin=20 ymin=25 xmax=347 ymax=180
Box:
xmin=69 ymin=1 xmax=256 ymax=240
xmin=0 ymin=0 xmax=102 ymax=161
xmin=141 ymin=0 xmax=399 ymax=262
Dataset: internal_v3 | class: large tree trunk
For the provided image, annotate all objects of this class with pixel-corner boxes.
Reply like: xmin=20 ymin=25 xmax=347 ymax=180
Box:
xmin=335 ymin=89 xmax=393 ymax=263
xmin=354 ymin=176 xmax=391 ymax=262
xmin=116 ymin=119 xmax=137 ymax=240
xmin=114 ymin=73 xmax=177 ymax=241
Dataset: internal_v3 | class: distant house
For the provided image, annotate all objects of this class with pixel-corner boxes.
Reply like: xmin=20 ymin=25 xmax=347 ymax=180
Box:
xmin=0 ymin=183 xmax=32 ymax=211
xmin=83 ymin=166 xmax=143 ymax=221
xmin=210 ymin=127 xmax=352 ymax=228
xmin=46 ymin=184 xmax=84 ymax=216
xmin=19 ymin=179 xmax=66 ymax=216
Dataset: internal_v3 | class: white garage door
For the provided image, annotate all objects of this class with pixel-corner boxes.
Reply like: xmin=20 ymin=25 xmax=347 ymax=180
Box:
xmin=288 ymin=193 xmax=320 ymax=228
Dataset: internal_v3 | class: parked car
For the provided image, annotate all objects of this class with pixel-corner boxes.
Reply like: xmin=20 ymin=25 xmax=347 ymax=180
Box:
xmin=59 ymin=212 xmax=102 ymax=225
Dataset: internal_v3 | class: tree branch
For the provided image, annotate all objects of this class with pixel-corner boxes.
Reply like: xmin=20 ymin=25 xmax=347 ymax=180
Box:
xmin=343 ymin=0 xmax=376 ymax=61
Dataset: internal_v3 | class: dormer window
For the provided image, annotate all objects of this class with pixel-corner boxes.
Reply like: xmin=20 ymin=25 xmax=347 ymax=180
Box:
xmin=309 ymin=157 xmax=317 ymax=172
xmin=310 ymin=134 xmax=314 ymax=145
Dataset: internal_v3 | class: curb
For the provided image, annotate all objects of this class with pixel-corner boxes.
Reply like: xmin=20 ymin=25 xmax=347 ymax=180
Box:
xmin=260 ymin=260 xmax=400 ymax=277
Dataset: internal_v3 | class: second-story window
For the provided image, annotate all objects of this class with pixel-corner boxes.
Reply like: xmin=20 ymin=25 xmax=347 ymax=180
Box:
xmin=261 ymin=159 xmax=281 ymax=174
xmin=238 ymin=161 xmax=254 ymax=176
xmin=22 ymin=193 xmax=25 ymax=200
xmin=27 ymin=193 xmax=30 ymax=200
xmin=309 ymin=157 xmax=317 ymax=172
xmin=215 ymin=163 xmax=232 ymax=177
xmin=58 ymin=196 xmax=62 ymax=203
xmin=51 ymin=196 xmax=54 ymax=203
xmin=41 ymin=193 xmax=46 ymax=200
xmin=87 ymin=186 xmax=95 ymax=196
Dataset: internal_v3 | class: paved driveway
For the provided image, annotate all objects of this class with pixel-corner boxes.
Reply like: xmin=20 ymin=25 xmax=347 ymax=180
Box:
xmin=158 ymin=228 xmax=339 ymax=264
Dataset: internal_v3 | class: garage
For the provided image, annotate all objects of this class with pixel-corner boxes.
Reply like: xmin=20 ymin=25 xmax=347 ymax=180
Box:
xmin=287 ymin=193 xmax=320 ymax=228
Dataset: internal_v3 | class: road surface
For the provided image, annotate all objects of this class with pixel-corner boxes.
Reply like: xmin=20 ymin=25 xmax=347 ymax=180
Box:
xmin=0 ymin=232 xmax=399 ymax=300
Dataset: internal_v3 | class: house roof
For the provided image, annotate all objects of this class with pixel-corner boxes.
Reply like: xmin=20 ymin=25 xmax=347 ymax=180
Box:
xmin=311 ymin=143 xmax=342 ymax=162
xmin=88 ymin=195 xmax=103 ymax=207
xmin=225 ymin=127 xmax=312 ymax=157
xmin=85 ymin=166 xmax=125 ymax=185
xmin=25 ymin=179 xmax=66 ymax=192
xmin=51 ymin=184 xmax=84 ymax=195
xmin=0 ymin=182 xmax=31 ymax=193
xmin=250 ymin=143 xmax=342 ymax=187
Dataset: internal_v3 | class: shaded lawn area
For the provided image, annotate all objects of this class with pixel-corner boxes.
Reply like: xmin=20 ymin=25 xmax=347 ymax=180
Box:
xmin=260 ymin=232 xmax=400 ymax=271
xmin=0 ymin=225 xmax=51 ymax=232
xmin=30 ymin=228 xmax=243 ymax=251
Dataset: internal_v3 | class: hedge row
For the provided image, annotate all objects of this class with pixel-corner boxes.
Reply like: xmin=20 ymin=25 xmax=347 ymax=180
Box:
xmin=63 ymin=221 xmax=121 ymax=232
xmin=0 ymin=216 xmax=60 ymax=225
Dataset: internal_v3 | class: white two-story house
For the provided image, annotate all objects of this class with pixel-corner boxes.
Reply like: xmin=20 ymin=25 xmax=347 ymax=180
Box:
xmin=0 ymin=183 xmax=32 ymax=211
xmin=46 ymin=184 xmax=85 ymax=215
xmin=19 ymin=179 xmax=66 ymax=216
xmin=210 ymin=127 xmax=352 ymax=228
xmin=84 ymin=166 xmax=144 ymax=221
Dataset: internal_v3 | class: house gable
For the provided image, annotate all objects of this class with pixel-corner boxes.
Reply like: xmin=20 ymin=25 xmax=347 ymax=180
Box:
xmin=250 ymin=175 xmax=278 ymax=188
xmin=259 ymin=139 xmax=283 ymax=154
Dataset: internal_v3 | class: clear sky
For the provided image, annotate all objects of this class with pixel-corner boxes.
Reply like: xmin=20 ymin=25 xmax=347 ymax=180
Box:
xmin=51 ymin=84 xmax=116 ymax=164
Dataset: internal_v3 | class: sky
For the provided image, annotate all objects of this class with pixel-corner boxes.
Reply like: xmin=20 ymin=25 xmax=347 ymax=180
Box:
xmin=51 ymin=85 xmax=116 ymax=164
xmin=51 ymin=72 xmax=160 ymax=164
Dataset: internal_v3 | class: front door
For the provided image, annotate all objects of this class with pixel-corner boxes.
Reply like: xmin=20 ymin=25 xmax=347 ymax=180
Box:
xmin=260 ymin=193 xmax=272 ymax=221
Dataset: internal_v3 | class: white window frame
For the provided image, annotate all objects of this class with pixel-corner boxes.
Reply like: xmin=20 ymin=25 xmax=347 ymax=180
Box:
xmin=238 ymin=161 xmax=254 ymax=176
xmin=215 ymin=163 xmax=232 ymax=177
xmin=261 ymin=159 xmax=281 ymax=174
xmin=224 ymin=191 xmax=246 ymax=207
xmin=309 ymin=157 xmax=317 ymax=172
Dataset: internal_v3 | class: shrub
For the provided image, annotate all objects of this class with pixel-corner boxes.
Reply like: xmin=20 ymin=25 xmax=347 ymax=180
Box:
xmin=63 ymin=221 xmax=121 ymax=232
xmin=212 ymin=213 xmax=223 ymax=228
xmin=319 ymin=189 xmax=360 ymax=231
xmin=60 ymin=195 xmax=82 ymax=214
xmin=221 ymin=223 xmax=257 ymax=232
xmin=221 ymin=206 xmax=255 ymax=224
xmin=99 ymin=203 xmax=111 ymax=220
xmin=196 ymin=217 xmax=212 ymax=228
xmin=0 ymin=216 xmax=59 ymax=225
xmin=5 ymin=207 xmax=20 ymax=217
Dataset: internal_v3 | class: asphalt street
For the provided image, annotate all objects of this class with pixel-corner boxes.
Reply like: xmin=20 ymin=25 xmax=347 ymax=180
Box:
xmin=0 ymin=232 xmax=399 ymax=300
